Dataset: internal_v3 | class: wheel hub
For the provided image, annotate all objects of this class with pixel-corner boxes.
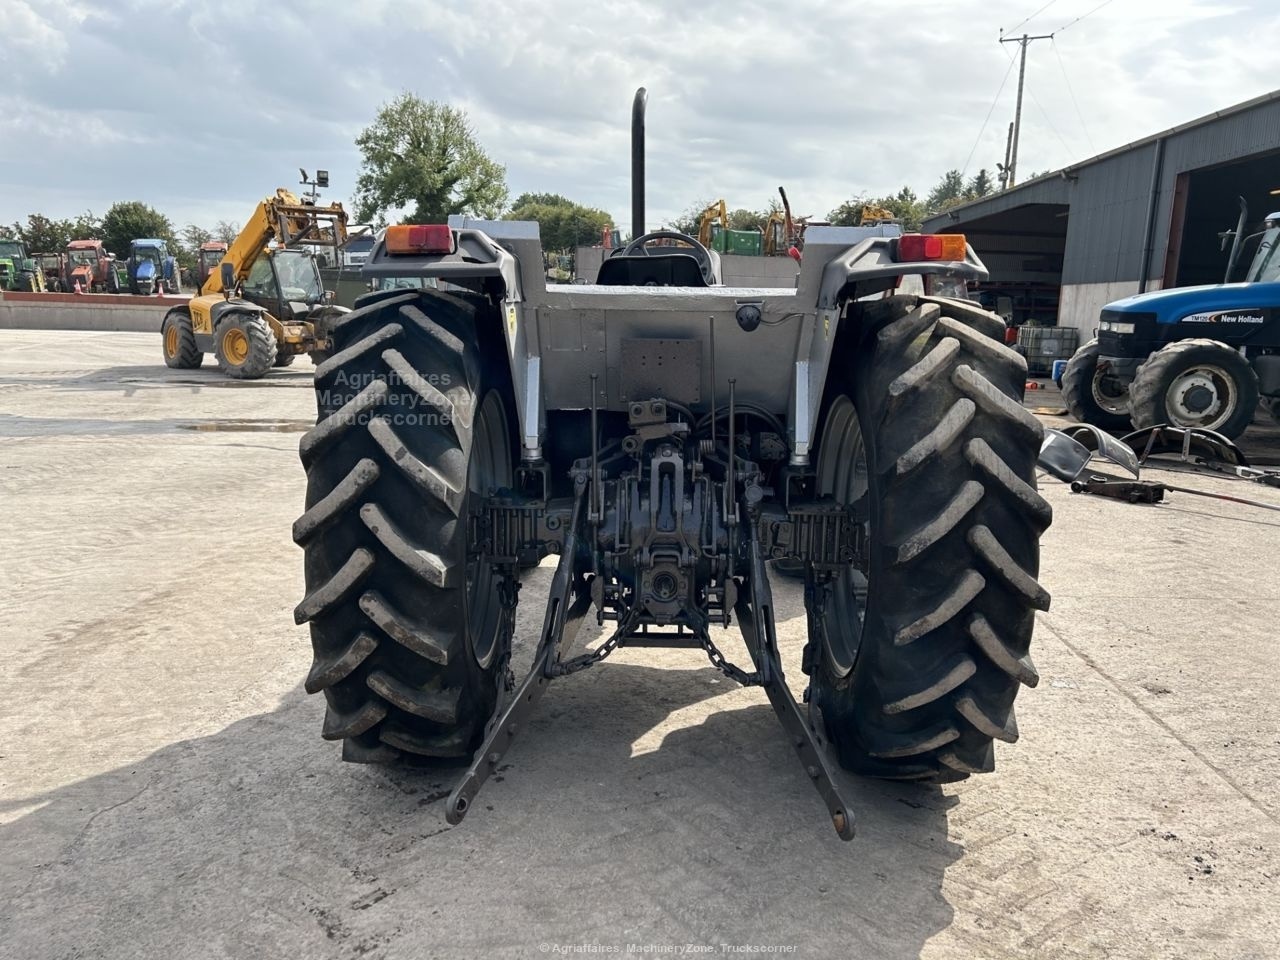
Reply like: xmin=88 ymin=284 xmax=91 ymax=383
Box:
xmin=1091 ymin=370 xmax=1130 ymax=415
xmin=222 ymin=328 xmax=249 ymax=366
xmin=1166 ymin=365 xmax=1235 ymax=430
xmin=164 ymin=325 xmax=179 ymax=357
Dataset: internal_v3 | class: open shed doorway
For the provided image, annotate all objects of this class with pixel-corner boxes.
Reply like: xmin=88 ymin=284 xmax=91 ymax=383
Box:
xmin=1164 ymin=148 xmax=1280 ymax=288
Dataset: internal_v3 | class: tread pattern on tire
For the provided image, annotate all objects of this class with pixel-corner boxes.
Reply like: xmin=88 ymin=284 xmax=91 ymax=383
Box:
xmin=295 ymin=289 xmax=506 ymax=763
xmin=161 ymin=309 xmax=203 ymax=369
xmin=1061 ymin=338 xmax=1132 ymax=431
xmin=215 ymin=313 xmax=277 ymax=379
xmin=813 ymin=296 xmax=1050 ymax=782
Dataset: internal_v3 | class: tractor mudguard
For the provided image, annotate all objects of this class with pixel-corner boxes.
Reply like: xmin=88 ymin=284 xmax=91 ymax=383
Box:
xmin=360 ymin=225 xmax=525 ymax=303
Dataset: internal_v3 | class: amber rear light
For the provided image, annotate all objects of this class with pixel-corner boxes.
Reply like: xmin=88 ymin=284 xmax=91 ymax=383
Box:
xmin=385 ymin=224 xmax=454 ymax=255
xmin=896 ymin=234 xmax=967 ymax=262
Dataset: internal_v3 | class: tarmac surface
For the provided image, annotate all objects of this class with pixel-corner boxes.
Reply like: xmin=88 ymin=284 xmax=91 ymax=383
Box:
xmin=1 ymin=330 xmax=1278 ymax=959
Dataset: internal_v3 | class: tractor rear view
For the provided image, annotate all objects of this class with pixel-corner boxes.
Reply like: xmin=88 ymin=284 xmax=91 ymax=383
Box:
xmin=294 ymin=90 xmax=1050 ymax=839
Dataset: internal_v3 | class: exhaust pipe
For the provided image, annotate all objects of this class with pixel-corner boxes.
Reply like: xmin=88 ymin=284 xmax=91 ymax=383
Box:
xmin=1223 ymin=196 xmax=1248 ymax=284
xmin=632 ymin=87 xmax=647 ymax=238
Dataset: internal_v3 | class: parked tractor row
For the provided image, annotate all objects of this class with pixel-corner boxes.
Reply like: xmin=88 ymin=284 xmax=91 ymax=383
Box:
xmin=1 ymin=237 xmax=185 ymax=295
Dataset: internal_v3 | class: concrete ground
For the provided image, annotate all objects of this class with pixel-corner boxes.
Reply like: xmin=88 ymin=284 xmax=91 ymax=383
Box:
xmin=1 ymin=330 xmax=1278 ymax=960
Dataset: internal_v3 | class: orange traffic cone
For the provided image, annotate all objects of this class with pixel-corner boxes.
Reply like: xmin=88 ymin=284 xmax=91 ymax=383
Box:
xmin=74 ymin=279 xmax=83 ymax=295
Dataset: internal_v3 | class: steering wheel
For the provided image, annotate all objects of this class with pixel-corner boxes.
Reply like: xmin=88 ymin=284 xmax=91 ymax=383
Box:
xmin=621 ymin=231 xmax=716 ymax=285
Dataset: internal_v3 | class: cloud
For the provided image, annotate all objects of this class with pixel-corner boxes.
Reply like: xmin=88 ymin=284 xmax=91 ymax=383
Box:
xmin=1 ymin=0 xmax=1277 ymax=232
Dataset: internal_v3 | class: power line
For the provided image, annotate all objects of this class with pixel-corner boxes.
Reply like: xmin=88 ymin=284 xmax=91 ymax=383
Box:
xmin=1051 ymin=38 xmax=1096 ymax=153
xmin=1027 ymin=84 xmax=1075 ymax=157
xmin=1055 ymin=0 xmax=1115 ymax=34
xmin=1002 ymin=0 xmax=1060 ymax=37
xmin=961 ymin=53 xmax=1019 ymax=177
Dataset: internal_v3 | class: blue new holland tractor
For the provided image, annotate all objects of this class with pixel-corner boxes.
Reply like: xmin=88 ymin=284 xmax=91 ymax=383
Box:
xmin=1063 ymin=203 xmax=1280 ymax=439
xmin=127 ymin=238 xmax=180 ymax=295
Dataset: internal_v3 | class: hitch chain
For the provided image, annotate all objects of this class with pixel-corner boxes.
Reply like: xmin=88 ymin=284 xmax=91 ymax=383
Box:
xmin=699 ymin=631 xmax=760 ymax=686
xmin=549 ymin=611 xmax=638 ymax=676
xmin=494 ymin=577 xmax=522 ymax=693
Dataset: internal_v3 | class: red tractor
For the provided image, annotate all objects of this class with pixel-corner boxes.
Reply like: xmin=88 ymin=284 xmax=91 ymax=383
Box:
xmin=194 ymin=240 xmax=228 ymax=291
xmin=65 ymin=239 xmax=120 ymax=293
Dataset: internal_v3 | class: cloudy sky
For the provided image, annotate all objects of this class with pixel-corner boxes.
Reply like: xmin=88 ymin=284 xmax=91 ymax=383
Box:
xmin=2 ymin=0 xmax=1277 ymax=235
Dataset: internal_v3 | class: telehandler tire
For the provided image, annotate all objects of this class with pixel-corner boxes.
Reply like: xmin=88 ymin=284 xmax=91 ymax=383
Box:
xmin=161 ymin=308 xmax=203 ymax=369
xmin=273 ymin=353 xmax=296 ymax=368
xmin=214 ymin=313 xmax=277 ymax=379
xmin=808 ymin=295 xmax=1050 ymax=782
xmin=294 ymin=289 xmax=515 ymax=763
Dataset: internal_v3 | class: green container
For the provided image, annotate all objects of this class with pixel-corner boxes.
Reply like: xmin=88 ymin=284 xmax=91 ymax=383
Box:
xmin=724 ymin=229 xmax=762 ymax=256
xmin=710 ymin=226 xmax=729 ymax=253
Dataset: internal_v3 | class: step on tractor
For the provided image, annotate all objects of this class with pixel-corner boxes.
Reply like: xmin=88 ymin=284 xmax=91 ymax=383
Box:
xmin=127 ymin=238 xmax=180 ymax=295
xmin=65 ymin=239 xmax=120 ymax=293
xmin=0 ymin=239 xmax=47 ymax=292
xmin=160 ymin=189 xmax=349 ymax=378
xmin=1064 ymin=199 xmax=1280 ymax=438
xmin=293 ymin=90 xmax=1051 ymax=840
xmin=195 ymin=241 xmax=228 ymax=289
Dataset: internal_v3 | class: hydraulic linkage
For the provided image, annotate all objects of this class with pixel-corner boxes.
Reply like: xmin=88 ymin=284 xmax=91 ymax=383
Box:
xmin=446 ymin=471 xmax=857 ymax=841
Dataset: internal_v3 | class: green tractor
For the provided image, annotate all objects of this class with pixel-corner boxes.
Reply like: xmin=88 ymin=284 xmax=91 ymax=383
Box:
xmin=0 ymin=239 xmax=47 ymax=292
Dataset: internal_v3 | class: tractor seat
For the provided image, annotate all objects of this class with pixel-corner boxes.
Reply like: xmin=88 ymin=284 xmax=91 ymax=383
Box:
xmin=595 ymin=253 xmax=709 ymax=287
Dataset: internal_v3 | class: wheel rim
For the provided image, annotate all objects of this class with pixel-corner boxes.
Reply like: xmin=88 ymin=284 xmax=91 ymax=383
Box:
xmin=813 ymin=395 xmax=869 ymax=678
xmin=164 ymin=324 xmax=179 ymax=358
xmin=222 ymin=327 xmax=249 ymax=366
xmin=465 ymin=392 xmax=512 ymax=669
xmin=1165 ymin=364 xmax=1237 ymax=430
xmin=1091 ymin=368 xmax=1129 ymax=415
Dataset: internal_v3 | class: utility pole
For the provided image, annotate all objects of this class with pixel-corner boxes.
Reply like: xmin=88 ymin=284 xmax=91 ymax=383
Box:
xmin=998 ymin=122 xmax=1014 ymax=190
xmin=998 ymin=32 xmax=1053 ymax=187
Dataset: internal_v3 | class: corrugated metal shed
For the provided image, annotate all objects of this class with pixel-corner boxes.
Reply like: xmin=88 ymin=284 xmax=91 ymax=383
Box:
xmin=923 ymin=89 xmax=1280 ymax=288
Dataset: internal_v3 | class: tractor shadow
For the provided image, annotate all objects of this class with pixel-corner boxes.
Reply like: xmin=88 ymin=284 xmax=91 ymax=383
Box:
xmin=1 ymin=690 xmax=960 ymax=956
xmin=0 ymin=571 xmax=960 ymax=958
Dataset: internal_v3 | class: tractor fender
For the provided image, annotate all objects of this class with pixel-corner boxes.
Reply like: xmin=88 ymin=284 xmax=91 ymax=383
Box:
xmin=160 ymin=302 xmax=192 ymax=331
xmin=815 ymin=235 xmax=989 ymax=309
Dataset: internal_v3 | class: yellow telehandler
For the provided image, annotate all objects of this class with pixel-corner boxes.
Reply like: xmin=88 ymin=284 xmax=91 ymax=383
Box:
xmin=160 ymin=189 xmax=349 ymax=378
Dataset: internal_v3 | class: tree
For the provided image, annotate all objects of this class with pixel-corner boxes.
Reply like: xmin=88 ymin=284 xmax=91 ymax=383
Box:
xmin=507 ymin=195 xmax=612 ymax=252
xmin=354 ymin=93 xmax=508 ymax=225
xmin=827 ymin=196 xmax=872 ymax=227
xmin=12 ymin=214 xmax=72 ymax=253
xmin=925 ymin=170 xmax=967 ymax=213
xmin=724 ymin=208 xmax=762 ymax=232
xmin=101 ymin=201 xmax=175 ymax=260
xmin=509 ymin=192 xmax=572 ymax=210
xmin=213 ymin=221 xmax=240 ymax=245
xmin=967 ymin=169 xmax=995 ymax=200
xmin=668 ymin=199 xmax=713 ymax=236
xmin=173 ymin=224 xmax=214 ymax=272
xmin=828 ymin=188 xmax=925 ymax=232
xmin=67 ymin=212 xmax=102 ymax=242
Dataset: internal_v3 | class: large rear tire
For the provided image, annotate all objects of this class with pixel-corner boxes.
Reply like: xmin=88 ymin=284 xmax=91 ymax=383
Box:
xmin=294 ymin=290 xmax=515 ymax=763
xmin=214 ymin=313 xmax=277 ymax=379
xmin=1062 ymin=339 xmax=1132 ymax=432
xmin=161 ymin=308 xmax=203 ymax=369
xmin=808 ymin=296 xmax=1051 ymax=781
xmin=1128 ymin=338 xmax=1259 ymax=440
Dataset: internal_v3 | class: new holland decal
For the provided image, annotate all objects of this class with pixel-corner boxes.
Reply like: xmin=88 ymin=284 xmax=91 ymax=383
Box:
xmin=1179 ymin=309 xmax=1266 ymax=325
